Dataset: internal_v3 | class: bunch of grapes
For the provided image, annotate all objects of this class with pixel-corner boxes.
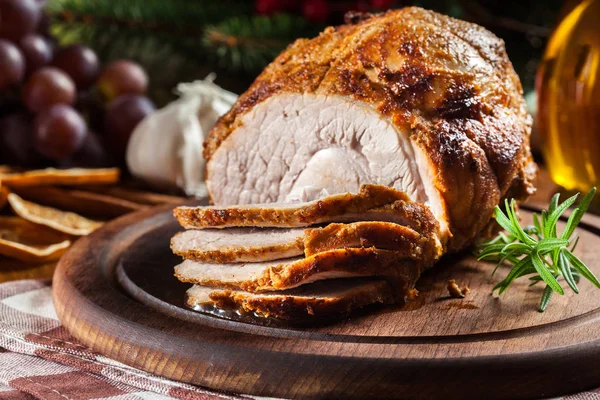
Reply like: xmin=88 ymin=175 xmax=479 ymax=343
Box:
xmin=0 ymin=0 xmax=156 ymax=168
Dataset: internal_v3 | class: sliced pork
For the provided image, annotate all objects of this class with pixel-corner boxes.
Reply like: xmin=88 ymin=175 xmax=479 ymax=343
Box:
xmin=175 ymin=247 xmax=421 ymax=297
xmin=174 ymin=184 xmax=410 ymax=229
xmin=203 ymin=7 xmax=536 ymax=250
xmin=186 ymin=278 xmax=395 ymax=320
xmin=171 ymin=227 xmax=304 ymax=263
xmin=171 ymin=221 xmax=440 ymax=263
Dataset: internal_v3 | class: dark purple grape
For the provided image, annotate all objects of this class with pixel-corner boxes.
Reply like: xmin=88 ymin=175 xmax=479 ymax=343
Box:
xmin=22 ymin=67 xmax=76 ymax=112
xmin=34 ymin=104 xmax=87 ymax=160
xmin=0 ymin=112 xmax=45 ymax=166
xmin=19 ymin=34 xmax=53 ymax=76
xmin=0 ymin=39 xmax=25 ymax=89
xmin=104 ymin=94 xmax=154 ymax=156
xmin=98 ymin=60 xmax=148 ymax=101
xmin=52 ymin=44 xmax=100 ymax=89
xmin=58 ymin=131 xmax=115 ymax=168
xmin=0 ymin=0 xmax=41 ymax=42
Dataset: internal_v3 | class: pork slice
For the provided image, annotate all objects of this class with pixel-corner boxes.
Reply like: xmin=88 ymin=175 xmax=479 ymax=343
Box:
xmin=171 ymin=221 xmax=440 ymax=263
xmin=186 ymin=278 xmax=395 ymax=320
xmin=174 ymin=247 xmax=421 ymax=295
xmin=174 ymin=184 xmax=409 ymax=229
xmin=171 ymin=227 xmax=304 ymax=263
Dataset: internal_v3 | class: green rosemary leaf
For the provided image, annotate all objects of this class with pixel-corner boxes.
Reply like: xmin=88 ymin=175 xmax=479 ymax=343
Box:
xmin=532 ymin=251 xmax=563 ymax=295
xmin=494 ymin=205 xmax=519 ymax=238
xmin=477 ymin=188 xmax=596 ymax=312
xmin=562 ymin=187 xmax=596 ymax=240
xmin=502 ymin=242 xmax=531 ymax=253
xmin=571 ymin=236 xmax=580 ymax=252
xmin=533 ymin=215 xmax=543 ymax=240
xmin=494 ymin=257 xmax=535 ymax=294
xmin=558 ymin=250 xmax=579 ymax=294
xmin=528 ymin=275 xmax=543 ymax=287
xmin=579 ymin=187 xmax=596 ymax=214
xmin=541 ymin=209 xmax=548 ymax=237
xmin=545 ymin=193 xmax=578 ymax=239
xmin=536 ymin=238 xmax=569 ymax=254
xmin=539 ymin=285 xmax=554 ymax=312
xmin=548 ymin=193 xmax=560 ymax=215
xmin=507 ymin=200 xmax=536 ymax=245
xmin=564 ymin=249 xmax=600 ymax=288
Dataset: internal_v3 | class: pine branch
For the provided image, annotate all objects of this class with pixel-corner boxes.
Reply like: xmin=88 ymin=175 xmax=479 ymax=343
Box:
xmin=46 ymin=0 xmax=253 ymax=33
xmin=46 ymin=0 xmax=317 ymax=78
xmin=203 ymin=14 xmax=317 ymax=71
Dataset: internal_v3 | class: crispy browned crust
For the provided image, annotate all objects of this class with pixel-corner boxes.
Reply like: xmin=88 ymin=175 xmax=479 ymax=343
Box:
xmin=175 ymin=247 xmax=421 ymax=296
xmin=204 ymin=7 xmax=536 ymax=251
xmin=303 ymin=221 xmax=438 ymax=260
xmin=205 ymin=280 xmax=395 ymax=320
xmin=170 ymin=230 xmax=304 ymax=263
xmin=174 ymin=184 xmax=409 ymax=229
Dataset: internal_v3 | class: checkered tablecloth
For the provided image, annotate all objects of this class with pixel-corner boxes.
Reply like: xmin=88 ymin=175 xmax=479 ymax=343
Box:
xmin=0 ymin=279 xmax=272 ymax=400
xmin=0 ymin=279 xmax=598 ymax=400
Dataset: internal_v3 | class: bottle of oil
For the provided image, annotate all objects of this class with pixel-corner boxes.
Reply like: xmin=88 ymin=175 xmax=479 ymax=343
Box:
xmin=537 ymin=0 xmax=600 ymax=192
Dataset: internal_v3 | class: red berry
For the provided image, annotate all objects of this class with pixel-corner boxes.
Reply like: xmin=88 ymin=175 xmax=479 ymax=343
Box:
xmin=370 ymin=0 xmax=395 ymax=9
xmin=303 ymin=0 xmax=330 ymax=23
xmin=255 ymin=0 xmax=282 ymax=15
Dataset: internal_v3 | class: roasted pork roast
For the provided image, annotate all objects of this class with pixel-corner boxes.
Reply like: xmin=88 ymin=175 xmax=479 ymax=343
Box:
xmin=204 ymin=7 xmax=535 ymax=251
xmin=172 ymin=7 xmax=536 ymax=320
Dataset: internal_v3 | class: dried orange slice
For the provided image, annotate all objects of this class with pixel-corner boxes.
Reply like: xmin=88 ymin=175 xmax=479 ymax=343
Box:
xmin=0 ymin=167 xmax=119 ymax=187
xmin=0 ymin=185 xmax=9 ymax=210
xmin=0 ymin=217 xmax=71 ymax=262
xmin=8 ymin=193 xmax=103 ymax=236
xmin=81 ymin=185 xmax=185 ymax=205
xmin=12 ymin=186 xmax=147 ymax=219
xmin=0 ymin=166 xmax=15 ymax=175
xmin=0 ymin=256 xmax=57 ymax=280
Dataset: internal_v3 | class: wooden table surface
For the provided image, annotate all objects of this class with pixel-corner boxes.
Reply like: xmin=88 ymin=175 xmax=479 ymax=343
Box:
xmin=0 ymin=169 xmax=560 ymax=284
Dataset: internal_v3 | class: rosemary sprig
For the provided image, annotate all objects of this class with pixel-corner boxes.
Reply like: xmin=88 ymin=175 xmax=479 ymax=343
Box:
xmin=476 ymin=188 xmax=599 ymax=312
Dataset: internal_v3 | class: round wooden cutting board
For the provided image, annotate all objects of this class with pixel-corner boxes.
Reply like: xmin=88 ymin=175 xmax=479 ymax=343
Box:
xmin=53 ymin=202 xmax=600 ymax=399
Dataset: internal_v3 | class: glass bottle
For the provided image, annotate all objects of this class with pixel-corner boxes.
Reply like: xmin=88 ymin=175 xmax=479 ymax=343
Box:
xmin=537 ymin=0 xmax=600 ymax=192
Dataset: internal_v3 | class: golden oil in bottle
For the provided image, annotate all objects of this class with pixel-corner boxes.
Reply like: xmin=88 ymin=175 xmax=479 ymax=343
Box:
xmin=537 ymin=0 xmax=600 ymax=192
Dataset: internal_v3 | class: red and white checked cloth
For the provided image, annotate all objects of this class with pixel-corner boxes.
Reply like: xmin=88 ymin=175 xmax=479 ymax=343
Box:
xmin=0 ymin=279 xmax=280 ymax=400
xmin=0 ymin=279 xmax=598 ymax=400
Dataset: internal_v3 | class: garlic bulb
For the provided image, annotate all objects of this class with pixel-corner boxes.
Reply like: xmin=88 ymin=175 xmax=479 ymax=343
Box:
xmin=126 ymin=75 xmax=237 ymax=197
